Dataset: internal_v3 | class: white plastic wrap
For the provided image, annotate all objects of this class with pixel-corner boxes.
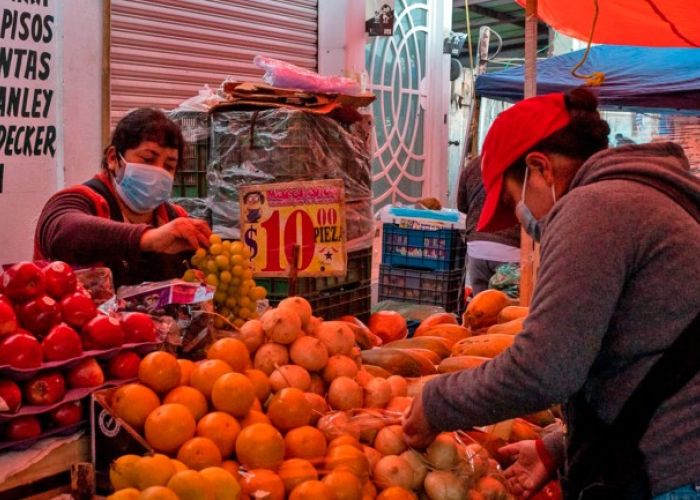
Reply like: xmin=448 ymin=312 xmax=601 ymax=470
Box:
xmin=254 ymin=55 xmax=362 ymax=95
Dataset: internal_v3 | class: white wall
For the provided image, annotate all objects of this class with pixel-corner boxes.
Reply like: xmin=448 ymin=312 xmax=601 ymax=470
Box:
xmin=318 ymin=0 xmax=367 ymax=79
xmin=0 ymin=0 xmax=103 ymax=264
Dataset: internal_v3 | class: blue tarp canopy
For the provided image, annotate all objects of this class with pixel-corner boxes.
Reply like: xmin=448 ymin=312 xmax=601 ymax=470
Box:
xmin=475 ymin=45 xmax=700 ymax=113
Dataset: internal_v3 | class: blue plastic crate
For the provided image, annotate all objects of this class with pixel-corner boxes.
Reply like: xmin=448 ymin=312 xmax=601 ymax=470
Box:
xmin=381 ymin=224 xmax=466 ymax=271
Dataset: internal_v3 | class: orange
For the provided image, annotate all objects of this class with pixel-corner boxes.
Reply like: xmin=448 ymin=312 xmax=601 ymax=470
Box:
xmin=144 ymin=403 xmax=196 ymax=454
xmin=284 ymin=426 xmax=327 ymax=465
xmin=363 ymin=480 xmax=378 ymax=499
xmin=207 ymin=337 xmax=250 ymax=373
xmin=111 ymin=383 xmax=160 ymax=431
xmin=289 ymin=480 xmax=335 ymax=500
xmin=239 ymin=410 xmax=271 ymax=428
xmin=177 ymin=359 xmax=194 ymax=386
xmin=251 ymin=398 xmax=263 ymax=412
xmin=163 ymin=386 xmax=208 ymax=421
xmin=166 ymin=469 xmax=215 ymax=499
xmin=278 ymin=458 xmax=318 ymax=494
xmin=200 ymin=466 xmax=242 ymax=500
xmin=328 ymin=435 xmax=363 ymax=451
xmin=138 ymin=352 xmax=181 ymax=393
xmin=322 ymin=468 xmax=363 ymax=500
xmin=177 ymin=437 xmax=223 ymax=471
xmin=189 ymin=359 xmax=232 ymax=399
xmin=220 ymin=460 xmax=243 ymax=482
xmin=137 ymin=486 xmax=179 ymax=500
xmin=245 ymin=368 xmax=271 ymax=403
xmin=325 ymin=444 xmax=370 ymax=483
xmin=196 ymin=411 xmax=241 ymax=458
xmin=266 ymin=387 xmax=311 ymax=431
xmin=367 ymin=311 xmax=408 ymax=344
xmin=235 ymin=423 xmax=285 ymax=470
xmin=240 ymin=469 xmax=285 ymax=500
xmin=376 ymin=486 xmax=417 ymax=500
xmin=210 ymin=372 xmax=255 ymax=417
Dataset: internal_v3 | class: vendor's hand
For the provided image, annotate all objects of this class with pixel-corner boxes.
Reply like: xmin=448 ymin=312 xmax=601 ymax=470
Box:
xmin=402 ymin=393 xmax=437 ymax=449
xmin=140 ymin=218 xmax=211 ymax=254
xmin=499 ymin=440 xmax=552 ymax=498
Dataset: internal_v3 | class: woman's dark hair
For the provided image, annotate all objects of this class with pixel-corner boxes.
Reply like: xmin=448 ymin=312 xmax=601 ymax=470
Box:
xmin=102 ymin=108 xmax=185 ymax=171
xmin=505 ymin=87 xmax=611 ymax=183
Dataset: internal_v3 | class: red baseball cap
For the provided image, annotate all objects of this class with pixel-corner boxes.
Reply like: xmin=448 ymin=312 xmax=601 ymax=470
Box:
xmin=477 ymin=93 xmax=571 ymax=232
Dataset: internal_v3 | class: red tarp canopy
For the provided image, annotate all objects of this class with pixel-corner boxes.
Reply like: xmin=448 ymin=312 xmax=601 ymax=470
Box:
xmin=515 ymin=0 xmax=700 ymax=48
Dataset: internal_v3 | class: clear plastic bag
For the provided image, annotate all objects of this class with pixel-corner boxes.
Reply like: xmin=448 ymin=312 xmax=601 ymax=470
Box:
xmin=254 ymin=55 xmax=361 ymax=95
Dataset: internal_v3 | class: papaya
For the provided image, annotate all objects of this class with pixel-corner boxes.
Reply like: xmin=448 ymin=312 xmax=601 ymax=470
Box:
xmin=496 ymin=306 xmax=529 ymax=324
xmin=486 ymin=318 xmax=524 ymax=335
xmin=405 ymin=348 xmax=442 ymax=366
xmin=463 ymin=289 xmax=511 ymax=330
xmin=451 ymin=334 xmax=514 ymax=358
xmin=360 ymin=349 xmax=437 ymax=377
xmin=362 ymin=364 xmax=393 ymax=378
xmin=509 ymin=418 xmax=541 ymax=442
xmin=437 ymin=355 xmax=490 ymax=373
xmin=416 ymin=324 xmax=471 ymax=346
xmin=521 ymin=409 xmax=556 ymax=427
xmin=382 ymin=337 xmax=452 ymax=359
xmin=414 ymin=313 xmax=458 ymax=337
xmin=338 ymin=315 xmax=383 ymax=349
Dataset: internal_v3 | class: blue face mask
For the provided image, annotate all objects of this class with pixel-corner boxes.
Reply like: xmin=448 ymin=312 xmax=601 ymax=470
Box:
xmin=515 ymin=167 xmax=556 ymax=243
xmin=114 ymin=154 xmax=174 ymax=213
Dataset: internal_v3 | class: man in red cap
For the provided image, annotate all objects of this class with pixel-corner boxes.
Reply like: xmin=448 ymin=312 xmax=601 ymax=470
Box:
xmin=403 ymin=88 xmax=700 ymax=499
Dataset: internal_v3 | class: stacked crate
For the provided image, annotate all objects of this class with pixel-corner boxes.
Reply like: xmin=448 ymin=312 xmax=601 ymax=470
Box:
xmin=378 ymin=223 xmax=466 ymax=313
xmin=168 ymin=106 xmax=375 ymax=321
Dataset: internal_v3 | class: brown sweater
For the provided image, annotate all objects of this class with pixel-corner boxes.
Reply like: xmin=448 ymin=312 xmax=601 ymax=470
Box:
xmin=457 ymin=156 xmax=520 ymax=246
xmin=35 ymin=184 xmax=190 ymax=288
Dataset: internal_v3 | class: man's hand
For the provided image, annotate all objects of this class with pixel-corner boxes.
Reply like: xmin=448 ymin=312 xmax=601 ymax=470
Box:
xmin=402 ymin=393 xmax=437 ymax=449
xmin=140 ymin=218 xmax=211 ymax=254
xmin=499 ymin=440 xmax=553 ymax=498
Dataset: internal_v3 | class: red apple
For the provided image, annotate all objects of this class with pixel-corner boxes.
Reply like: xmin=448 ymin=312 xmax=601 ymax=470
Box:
xmin=24 ymin=371 xmax=66 ymax=406
xmin=82 ymin=315 xmax=124 ymax=349
xmin=42 ymin=261 xmax=77 ymax=300
xmin=1 ymin=262 xmax=45 ymax=302
xmin=49 ymin=400 xmax=83 ymax=427
xmin=6 ymin=415 xmax=42 ymax=440
xmin=42 ymin=323 xmax=83 ymax=361
xmin=66 ymin=358 xmax=104 ymax=388
xmin=107 ymin=350 xmax=141 ymax=380
xmin=18 ymin=295 xmax=61 ymax=337
xmin=0 ymin=333 xmax=43 ymax=369
xmin=121 ymin=312 xmax=157 ymax=343
xmin=0 ymin=380 xmax=22 ymax=412
xmin=60 ymin=293 xmax=98 ymax=329
xmin=0 ymin=300 xmax=17 ymax=337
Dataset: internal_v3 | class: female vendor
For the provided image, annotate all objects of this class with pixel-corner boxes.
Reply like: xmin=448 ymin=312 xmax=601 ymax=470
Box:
xmin=34 ymin=108 xmax=211 ymax=287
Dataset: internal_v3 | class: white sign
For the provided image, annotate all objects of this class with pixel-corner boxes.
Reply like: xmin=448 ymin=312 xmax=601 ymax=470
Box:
xmin=0 ymin=0 xmax=58 ymax=262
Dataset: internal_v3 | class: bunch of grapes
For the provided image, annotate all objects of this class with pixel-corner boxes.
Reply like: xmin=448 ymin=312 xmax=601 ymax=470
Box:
xmin=184 ymin=235 xmax=267 ymax=329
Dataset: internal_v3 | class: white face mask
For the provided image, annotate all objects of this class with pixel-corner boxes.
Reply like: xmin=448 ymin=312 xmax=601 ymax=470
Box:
xmin=114 ymin=154 xmax=174 ymax=213
xmin=514 ymin=167 xmax=556 ymax=242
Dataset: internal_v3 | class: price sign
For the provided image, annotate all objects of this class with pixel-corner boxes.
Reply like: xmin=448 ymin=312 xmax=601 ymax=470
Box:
xmin=240 ymin=180 xmax=347 ymax=278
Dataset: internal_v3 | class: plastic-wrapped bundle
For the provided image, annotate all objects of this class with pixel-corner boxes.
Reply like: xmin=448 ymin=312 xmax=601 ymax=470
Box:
xmin=208 ymin=107 xmax=374 ymax=250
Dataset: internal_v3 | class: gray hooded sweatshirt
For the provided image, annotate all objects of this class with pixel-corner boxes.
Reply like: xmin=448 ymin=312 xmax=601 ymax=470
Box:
xmin=423 ymin=142 xmax=700 ymax=495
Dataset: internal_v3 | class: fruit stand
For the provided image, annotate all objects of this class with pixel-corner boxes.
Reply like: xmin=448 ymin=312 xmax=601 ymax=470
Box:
xmin=0 ymin=247 xmax=562 ymax=499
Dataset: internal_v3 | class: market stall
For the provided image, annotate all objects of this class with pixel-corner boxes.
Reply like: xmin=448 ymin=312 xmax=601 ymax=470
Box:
xmin=476 ymin=45 xmax=700 ymax=112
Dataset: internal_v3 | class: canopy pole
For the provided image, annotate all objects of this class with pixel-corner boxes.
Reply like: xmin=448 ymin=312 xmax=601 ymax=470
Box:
xmin=520 ymin=0 xmax=538 ymax=306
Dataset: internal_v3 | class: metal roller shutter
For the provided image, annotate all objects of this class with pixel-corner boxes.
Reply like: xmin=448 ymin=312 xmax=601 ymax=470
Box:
xmin=109 ymin=0 xmax=318 ymax=126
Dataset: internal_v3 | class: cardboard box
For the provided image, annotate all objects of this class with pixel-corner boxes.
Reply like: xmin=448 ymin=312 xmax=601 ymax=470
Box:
xmin=90 ymin=388 xmax=152 ymax=490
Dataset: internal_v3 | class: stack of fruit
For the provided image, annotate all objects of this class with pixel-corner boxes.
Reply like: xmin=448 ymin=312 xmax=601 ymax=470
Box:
xmin=105 ymin=297 xmax=540 ymax=499
xmin=0 ymin=261 xmax=160 ymax=446
xmin=184 ymin=235 xmax=267 ymax=329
